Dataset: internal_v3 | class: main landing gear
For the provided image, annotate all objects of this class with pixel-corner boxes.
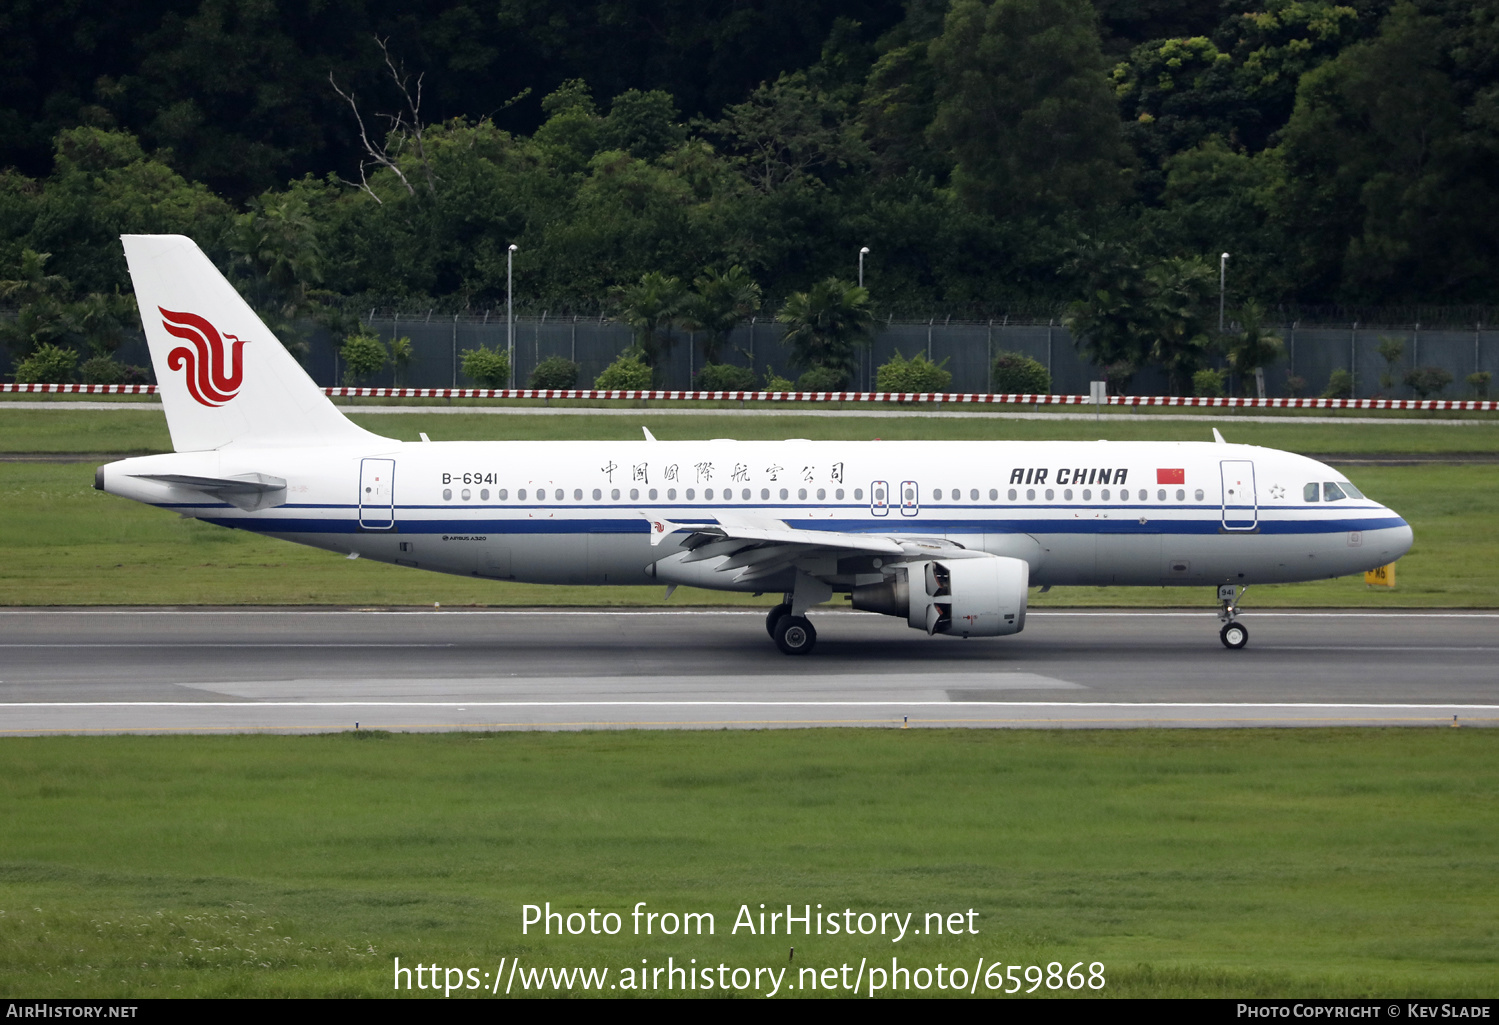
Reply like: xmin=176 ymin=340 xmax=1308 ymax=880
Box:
xmin=767 ymin=600 xmax=817 ymax=654
xmin=1217 ymin=584 xmax=1249 ymax=649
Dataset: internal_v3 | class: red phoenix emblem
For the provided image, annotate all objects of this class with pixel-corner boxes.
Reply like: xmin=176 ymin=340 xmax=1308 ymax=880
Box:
xmin=159 ymin=308 xmax=249 ymax=407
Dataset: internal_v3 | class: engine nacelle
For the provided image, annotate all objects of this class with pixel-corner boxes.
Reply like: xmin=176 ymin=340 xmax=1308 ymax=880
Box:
xmin=852 ymin=556 xmax=1029 ymax=637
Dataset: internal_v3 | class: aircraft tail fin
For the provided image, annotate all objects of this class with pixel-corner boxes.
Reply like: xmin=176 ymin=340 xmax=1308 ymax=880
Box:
xmin=121 ymin=234 xmax=384 ymax=451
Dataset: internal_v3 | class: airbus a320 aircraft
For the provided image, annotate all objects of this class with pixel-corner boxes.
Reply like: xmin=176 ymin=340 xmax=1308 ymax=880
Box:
xmin=97 ymin=235 xmax=1413 ymax=654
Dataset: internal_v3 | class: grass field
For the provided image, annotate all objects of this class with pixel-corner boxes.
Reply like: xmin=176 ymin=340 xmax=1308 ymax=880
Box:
xmin=3 ymin=404 xmax=1499 ymax=454
xmin=1 ymin=729 xmax=1495 ymax=998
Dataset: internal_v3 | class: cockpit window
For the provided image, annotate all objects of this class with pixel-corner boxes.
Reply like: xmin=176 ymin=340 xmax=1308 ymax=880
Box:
xmin=1323 ymin=482 xmax=1347 ymax=501
xmin=1339 ymin=481 xmax=1364 ymax=499
xmin=1304 ymin=483 xmax=1319 ymax=502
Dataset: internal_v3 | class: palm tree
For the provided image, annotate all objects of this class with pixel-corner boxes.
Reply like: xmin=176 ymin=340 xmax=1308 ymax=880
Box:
xmin=776 ymin=277 xmax=874 ymax=384
xmin=613 ymin=271 xmax=688 ymax=369
xmin=681 ymin=265 xmax=762 ymax=365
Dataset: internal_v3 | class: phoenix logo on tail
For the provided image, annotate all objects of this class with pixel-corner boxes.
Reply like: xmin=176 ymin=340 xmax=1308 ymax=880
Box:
xmin=160 ymin=307 xmax=248 ymax=406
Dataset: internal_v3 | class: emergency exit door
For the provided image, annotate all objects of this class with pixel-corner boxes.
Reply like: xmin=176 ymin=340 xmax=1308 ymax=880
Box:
xmin=1220 ymin=460 xmax=1257 ymax=531
xmin=359 ymin=458 xmax=396 ymax=529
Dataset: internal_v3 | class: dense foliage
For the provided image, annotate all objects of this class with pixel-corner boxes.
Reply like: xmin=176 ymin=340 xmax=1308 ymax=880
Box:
xmin=3 ymin=0 xmax=1498 ymax=388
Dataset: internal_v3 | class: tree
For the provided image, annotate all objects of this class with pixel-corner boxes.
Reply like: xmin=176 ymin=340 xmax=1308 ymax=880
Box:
xmin=776 ymin=277 xmax=875 ymax=384
xmin=613 ymin=272 xmax=688 ymax=369
xmin=926 ymin=0 xmax=1131 ymax=218
xmin=339 ymin=331 xmax=387 ymax=385
xmin=1223 ymin=301 xmax=1284 ymax=395
xmin=708 ymin=72 xmax=869 ymax=193
xmin=1141 ymin=257 xmax=1217 ymax=395
xmin=1376 ymin=337 xmax=1405 ymax=393
xmin=681 ymin=266 xmax=762 ymax=365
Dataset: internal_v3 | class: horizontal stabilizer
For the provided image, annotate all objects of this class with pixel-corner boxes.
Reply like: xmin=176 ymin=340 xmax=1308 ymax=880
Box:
xmin=131 ymin=471 xmax=288 ymax=511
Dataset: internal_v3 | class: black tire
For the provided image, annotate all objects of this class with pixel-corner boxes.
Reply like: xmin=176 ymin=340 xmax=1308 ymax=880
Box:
xmin=774 ymin=615 xmax=817 ymax=655
xmin=765 ymin=603 xmax=792 ymax=639
xmin=1220 ymin=621 xmax=1249 ymax=650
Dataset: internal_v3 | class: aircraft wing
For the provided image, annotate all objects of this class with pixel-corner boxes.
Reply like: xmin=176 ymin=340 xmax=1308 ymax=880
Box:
xmin=641 ymin=511 xmax=964 ymax=585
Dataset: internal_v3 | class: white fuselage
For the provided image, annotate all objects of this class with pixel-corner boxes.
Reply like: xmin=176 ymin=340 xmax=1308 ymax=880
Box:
xmin=100 ymin=438 xmax=1413 ymax=593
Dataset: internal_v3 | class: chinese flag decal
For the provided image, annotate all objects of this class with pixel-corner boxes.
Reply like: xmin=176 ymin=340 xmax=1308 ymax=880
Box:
xmin=1157 ymin=468 xmax=1185 ymax=484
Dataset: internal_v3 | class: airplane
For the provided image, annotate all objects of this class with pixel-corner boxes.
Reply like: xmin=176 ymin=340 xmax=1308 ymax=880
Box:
xmin=96 ymin=235 xmax=1414 ymax=654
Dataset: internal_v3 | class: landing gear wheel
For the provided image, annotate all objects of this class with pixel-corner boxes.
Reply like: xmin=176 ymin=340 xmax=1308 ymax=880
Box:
xmin=1220 ymin=621 xmax=1249 ymax=650
xmin=765 ymin=603 xmax=792 ymax=639
xmin=773 ymin=615 xmax=817 ymax=655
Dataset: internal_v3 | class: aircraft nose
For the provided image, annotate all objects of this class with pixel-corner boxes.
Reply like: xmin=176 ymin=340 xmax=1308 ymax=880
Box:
xmin=1383 ymin=514 xmax=1414 ymax=561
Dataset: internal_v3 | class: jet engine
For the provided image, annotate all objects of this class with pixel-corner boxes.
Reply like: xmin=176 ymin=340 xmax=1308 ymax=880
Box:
xmin=851 ymin=556 xmax=1029 ymax=637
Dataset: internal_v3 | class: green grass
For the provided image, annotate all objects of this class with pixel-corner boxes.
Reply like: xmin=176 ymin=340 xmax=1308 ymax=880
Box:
xmin=1 ymin=729 xmax=1496 ymax=997
xmin=2 ymin=404 xmax=1499 ymax=454
xmin=1 ymin=461 xmax=1493 ymax=606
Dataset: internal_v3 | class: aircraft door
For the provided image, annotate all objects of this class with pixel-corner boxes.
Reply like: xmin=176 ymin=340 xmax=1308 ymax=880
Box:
xmin=1220 ymin=460 xmax=1257 ymax=531
xmin=870 ymin=481 xmax=890 ymax=516
xmin=359 ymin=458 xmax=396 ymax=530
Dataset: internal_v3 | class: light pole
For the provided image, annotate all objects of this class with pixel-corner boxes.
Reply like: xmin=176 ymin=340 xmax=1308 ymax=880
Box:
xmin=1219 ymin=252 xmax=1230 ymax=334
xmin=859 ymin=246 xmax=870 ymax=289
xmin=507 ymin=243 xmax=518 ymax=389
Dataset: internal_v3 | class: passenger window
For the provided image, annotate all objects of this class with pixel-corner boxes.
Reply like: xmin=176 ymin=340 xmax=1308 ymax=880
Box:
xmin=1324 ymin=482 xmax=1346 ymax=501
xmin=1101 ymin=489 xmax=1110 ymax=500
xmin=443 ymin=488 xmax=452 ymax=501
xmin=1157 ymin=489 xmax=1166 ymax=501
xmin=480 ymin=489 xmax=489 ymax=500
xmin=591 ymin=489 xmax=600 ymax=500
xmin=574 ymin=488 xmax=582 ymax=501
xmin=853 ymin=488 xmax=862 ymax=500
xmin=461 ymin=489 xmax=471 ymax=501
xmin=835 ymin=488 xmax=844 ymax=500
xmin=667 ymin=488 xmax=677 ymax=500
xmin=518 ymin=488 xmax=527 ymax=500
xmin=817 ymin=488 xmax=826 ymax=500
xmin=989 ymin=489 xmax=998 ymax=501
xmin=779 ymin=488 xmax=789 ymax=500
xmin=1045 ymin=488 xmax=1055 ymax=501
xmin=1176 ymin=489 xmax=1184 ymax=501
xmin=611 ymin=488 xmax=620 ymax=500
xmin=649 ymin=488 xmax=658 ymax=500
xmin=1139 ymin=489 xmax=1148 ymax=501
xmin=933 ymin=488 xmax=943 ymax=500
xmin=1083 ymin=489 xmax=1092 ymax=501
xmin=1063 ymin=488 xmax=1073 ymax=501
xmin=629 ymin=488 xmax=639 ymax=500
xmin=1194 ymin=489 xmax=1204 ymax=501
xmin=499 ymin=489 xmax=508 ymax=500
xmin=1026 ymin=488 xmax=1035 ymax=501
xmin=971 ymin=489 xmax=980 ymax=501
xmin=797 ymin=488 xmax=807 ymax=500
xmin=761 ymin=488 xmax=770 ymax=500
xmin=1008 ymin=488 xmax=1017 ymax=501
xmin=1304 ymin=483 xmax=1319 ymax=502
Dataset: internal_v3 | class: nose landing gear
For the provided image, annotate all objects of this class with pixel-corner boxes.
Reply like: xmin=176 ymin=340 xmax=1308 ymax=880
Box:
xmin=1217 ymin=584 xmax=1249 ymax=649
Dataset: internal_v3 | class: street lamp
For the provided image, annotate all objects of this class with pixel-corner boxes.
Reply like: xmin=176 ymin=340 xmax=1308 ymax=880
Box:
xmin=859 ymin=246 xmax=870 ymax=289
xmin=507 ymin=243 xmax=518 ymax=389
xmin=1219 ymin=252 xmax=1230 ymax=334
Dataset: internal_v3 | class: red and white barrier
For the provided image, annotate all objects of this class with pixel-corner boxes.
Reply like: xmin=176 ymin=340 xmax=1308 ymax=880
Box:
xmin=4 ymin=381 xmax=1496 ymax=411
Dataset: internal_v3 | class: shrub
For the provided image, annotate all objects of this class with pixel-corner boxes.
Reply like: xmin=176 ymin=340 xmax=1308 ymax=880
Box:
xmin=593 ymin=351 xmax=653 ymax=389
xmin=1403 ymin=365 xmax=1453 ymax=399
xmin=1468 ymin=371 xmax=1492 ymax=400
xmin=340 ymin=331 xmax=388 ymax=385
xmin=1322 ymin=368 xmax=1354 ymax=399
xmin=460 ymin=344 xmax=512 ymax=388
xmin=796 ymin=365 xmax=849 ymax=391
xmin=876 ymin=349 xmax=951 ymax=393
xmin=529 ymin=356 xmax=580 ymax=389
xmin=389 ymin=335 xmax=414 ymax=385
xmin=79 ymin=355 xmax=125 ymax=384
xmin=696 ymin=362 xmax=756 ymax=391
xmin=1192 ymin=367 xmax=1227 ymax=397
xmin=1284 ymin=372 xmax=1307 ymax=398
xmin=990 ymin=350 xmax=1050 ymax=394
xmin=761 ymin=366 xmax=795 ymax=391
xmin=12 ymin=343 xmax=78 ymax=384
xmin=1102 ymin=360 xmax=1136 ymax=394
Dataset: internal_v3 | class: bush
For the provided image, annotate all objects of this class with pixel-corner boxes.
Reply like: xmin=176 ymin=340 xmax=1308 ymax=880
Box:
xmin=1102 ymin=360 xmax=1136 ymax=394
xmin=876 ymin=350 xmax=951 ymax=393
xmin=1284 ymin=372 xmax=1308 ymax=398
xmin=761 ymin=367 xmax=795 ymax=391
xmin=340 ymin=331 xmax=388 ymax=385
xmin=593 ymin=351 xmax=653 ymax=389
xmin=1468 ymin=371 xmax=1492 ymax=400
xmin=1192 ymin=367 xmax=1227 ymax=397
xmin=12 ymin=343 xmax=78 ymax=384
xmin=990 ymin=350 xmax=1050 ymax=394
xmin=529 ymin=356 xmax=580 ymax=389
xmin=696 ymin=362 xmax=757 ymax=391
xmin=79 ymin=355 xmax=125 ymax=384
xmin=796 ymin=365 xmax=849 ymax=391
xmin=1322 ymin=368 xmax=1354 ymax=399
xmin=460 ymin=344 xmax=512 ymax=388
xmin=1403 ymin=365 xmax=1453 ymax=399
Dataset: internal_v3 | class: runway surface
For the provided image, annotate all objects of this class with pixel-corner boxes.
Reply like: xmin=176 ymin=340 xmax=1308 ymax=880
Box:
xmin=0 ymin=608 xmax=1494 ymax=734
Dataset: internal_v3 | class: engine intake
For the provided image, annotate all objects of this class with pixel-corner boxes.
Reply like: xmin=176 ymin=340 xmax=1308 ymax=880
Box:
xmin=852 ymin=556 xmax=1029 ymax=637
